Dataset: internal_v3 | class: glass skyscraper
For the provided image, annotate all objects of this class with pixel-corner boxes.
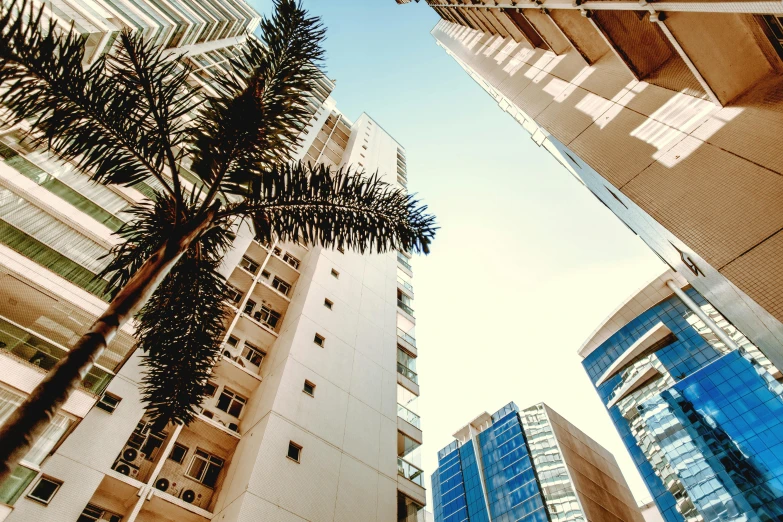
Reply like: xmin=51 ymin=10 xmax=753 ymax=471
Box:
xmin=581 ymin=269 xmax=783 ymax=522
xmin=431 ymin=402 xmax=642 ymax=522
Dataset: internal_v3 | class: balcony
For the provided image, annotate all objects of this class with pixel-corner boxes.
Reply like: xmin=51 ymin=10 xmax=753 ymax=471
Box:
xmin=397 ymin=253 xmax=412 ymax=272
xmin=397 ymin=362 xmax=418 ymax=385
xmin=397 ymin=277 xmax=413 ymax=294
xmin=398 ymin=403 xmax=421 ymax=429
xmin=0 ymin=315 xmax=112 ymax=395
xmin=397 ymin=457 xmax=426 ymax=505
xmin=397 ymin=300 xmax=414 ymax=318
xmin=397 ymin=328 xmax=416 ymax=349
xmin=397 ymin=458 xmax=423 ymax=487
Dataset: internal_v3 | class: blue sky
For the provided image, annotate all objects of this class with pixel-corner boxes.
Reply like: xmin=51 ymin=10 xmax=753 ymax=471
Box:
xmin=252 ymin=0 xmax=665 ymax=504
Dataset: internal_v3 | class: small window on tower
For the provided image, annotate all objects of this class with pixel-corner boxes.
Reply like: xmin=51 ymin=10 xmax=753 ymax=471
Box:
xmin=314 ymin=333 xmax=325 ymax=347
xmin=324 ymin=298 xmax=333 ymax=310
xmin=287 ymin=441 xmax=302 ymax=463
xmin=303 ymin=380 xmax=315 ymax=396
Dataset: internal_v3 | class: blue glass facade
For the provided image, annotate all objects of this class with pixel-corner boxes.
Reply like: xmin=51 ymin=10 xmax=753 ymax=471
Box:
xmin=432 ymin=403 xmax=590 ymax=522
xmin=582 ymin=286 xmax=783 ymax=522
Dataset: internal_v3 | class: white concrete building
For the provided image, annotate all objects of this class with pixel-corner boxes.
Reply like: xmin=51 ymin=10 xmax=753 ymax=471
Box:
xmin=0 ymin=1 xmax=426 ymax=521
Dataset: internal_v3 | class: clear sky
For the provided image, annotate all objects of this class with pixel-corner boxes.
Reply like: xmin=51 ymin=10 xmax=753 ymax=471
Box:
xmin=252 ymin=0 xmax=666 ymax=506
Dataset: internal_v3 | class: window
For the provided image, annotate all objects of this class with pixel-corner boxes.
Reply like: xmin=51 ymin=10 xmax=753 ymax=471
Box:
xmin=226 ymin=335 xmax=239 ymax=347
xmin=27 ymin=477 xmax=61 ymax=505
xmin=271 ymin=276 xmax=291 ymax=296
xmin=243 ymin=299 xmax=256 ymax=315
xmin=216 ymin=388 xmax=247 ymax=418
xmin=331 ymin=268 xmax=339 ymax=279
xmin=241 ymin=343 xmax=265 ymax=367
xmin=303 ymin=380 xmax=315 ymax=396
xmin=95 ymin=392 xmax=121 ymax=414
xmin=324 ymin=298 xmax=333 ymax=310
xmin=273 ymin=246 xmax=282 ymax=256
xmin=253 ymin=304 xmax=281 ymax=329
xmin=78 ymin=503 xmax=123 ymax=522
xmin=261 ymin=269 xmax=271 ymax=279
xmin=287 ymin=441 xmax=302 ymax=462
xmin=186 ymin=449 xmax=224 ymax=488
xmin=204 ymin=381 xmax=218 ymax=398
xmin=225 ymin=284 xmax=243 ymax=305
xmin=313 ymin=333 xmax=325 ymax=347
xmin=168 ymin=443 xmax=189 ymax=464
xmin=282 ymin=252 xmax=300 ymax=269
xmin=239 ymin=256 xmax=259 ymax=274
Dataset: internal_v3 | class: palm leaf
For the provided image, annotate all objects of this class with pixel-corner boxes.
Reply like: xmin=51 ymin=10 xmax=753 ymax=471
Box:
xmin=231 ymin=161 xmax=437 ymax=254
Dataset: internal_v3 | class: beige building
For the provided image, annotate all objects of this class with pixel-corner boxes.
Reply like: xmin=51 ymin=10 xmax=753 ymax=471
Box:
xmin=0 ymin=1 xmax=425 ymax=521
xmin=432 ymin=401 xmax=643 ymax=521
xmin=399 ymin=1 xmax=783 ymax=374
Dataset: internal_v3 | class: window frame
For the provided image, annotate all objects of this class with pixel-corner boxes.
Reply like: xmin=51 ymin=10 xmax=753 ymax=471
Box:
xmin=330 ymin=268 xmax=340 ymax=279
xmin=216 ymin=388 xmax=248 ymax=418
xmin=185 ymin=448 xmax=225 ymax=488
xmin=271 ymin=276 xmax=291 ymax=296
xmin=27 ymin=476 xmax=62 ymax=505
xmin=303 ymin=380 xmax=315 ymax=397
xmin=324 ymin=298 xmax=333 ymax=310
xmin=239 ymin=255 xmax=260 ymax=274
xmin=287 ymin=441 xmax=302 ymax=463
xmin=241 ymin=342 xmax=265 ymax=368
xmin=95 ymin=392 xmax=121 ymax=414
xmin=168 ymin=442 xmax=189 ymax=464
xmin=313 ymin=333 xmax=325 ymax=347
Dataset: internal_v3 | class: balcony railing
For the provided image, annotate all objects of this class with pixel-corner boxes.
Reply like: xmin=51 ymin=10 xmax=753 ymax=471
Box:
xmin=398 ymin=457 xmax=424 ymax=487
xmin=0 ymin=317 xmax=112 ymax=395
xmin=397 ymin=403 xmax=421 ymax=429
xmin=397 ymin=300 xmax=414 ymax=317
xmin=397 ymin=328 xmax=416 ymax=347
xmin=397 ymin=362 xmax=418 ymax=384
xmin=397 ymin=277 xmax=413 ymax=293
xmin=397 ymin=253 xmax=412 ymax=271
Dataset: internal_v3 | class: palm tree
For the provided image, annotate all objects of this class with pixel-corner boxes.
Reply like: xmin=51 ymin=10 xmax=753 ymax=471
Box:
xmin=0 ymin=0 xmax=436 ymax=481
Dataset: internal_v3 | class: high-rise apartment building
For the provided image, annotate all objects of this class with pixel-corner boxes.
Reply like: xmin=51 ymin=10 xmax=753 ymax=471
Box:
xmin=431 ymin=401 xmax=642 ymax=522
xmin=580 ymin=269 xmax=783 ymax=521
xmin=397 ymin=2 xmax=783 ymax=377
xmin=0 ymin=2 xmax=426 ymax=521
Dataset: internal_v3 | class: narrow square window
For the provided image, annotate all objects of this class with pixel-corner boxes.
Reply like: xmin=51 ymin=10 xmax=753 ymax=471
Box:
xmin=261 ymin=269 xmax=271 ymax=279
xmin=324 ymin=298 xmax=333 ymax=310
xmin=168 ymin=443 xmax=189 ymax=464
xmin=204 ymin=381 xmax=218 ymax=398
xmin=331 ymin=269 xmax=339 ymax=279
xmin=303 ymin=380 xmax=315 ymax=396
xmin=95 ymin=392 xmax=121 ymax=414
xmin=287 ymin=441 xmax=302 ymax=462
xmin=28 ymin=477 xmax=62 ymax=505
xmin=226 ymin=335 xmax=239 ymax=347
xmin=313 ymin=333 xmax=325 ymax=347
xmin=239 ymin=256 xmax=260 ymax=275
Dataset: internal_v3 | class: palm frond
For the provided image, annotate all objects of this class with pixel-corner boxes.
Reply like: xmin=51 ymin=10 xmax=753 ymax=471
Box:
xmin=137 ymin=235 xmax=231 ymax=429
xmin=0 ymin=0 xmax=177 ymax=192
xmin=229 ymin=161 xmax=437 ymax=254
xmin=100 ymin=194 xmax=232 ymax=428
xmin=189 ymin=0 xmax=325 ymax=198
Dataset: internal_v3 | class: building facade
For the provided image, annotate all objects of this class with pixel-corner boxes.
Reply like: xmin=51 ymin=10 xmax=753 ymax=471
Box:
xmin=0 ymin=1 xmax=426 ymax=521
xmin=580 ymin=269 xmax=783 ymax=522
xmin=398 ymin=1 xmax=783 ymax=378
xmin=431 ymin=401 xmax=642 ymax=522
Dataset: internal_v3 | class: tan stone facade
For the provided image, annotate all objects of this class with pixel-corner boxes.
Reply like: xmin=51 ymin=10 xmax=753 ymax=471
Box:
xmin=416 ymin=2 xmax=783 ymax=369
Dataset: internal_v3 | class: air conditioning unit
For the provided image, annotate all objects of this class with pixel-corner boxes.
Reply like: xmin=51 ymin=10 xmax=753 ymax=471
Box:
xmin=119 ymin=443 xmax=144 ymax=466
xmin=154 ymin=478 xmax=170 ymax=492
xmin=112 ymin=459 xmax=139 ymax=478
xmin=181 ymin=489 xmax=197 ymax=504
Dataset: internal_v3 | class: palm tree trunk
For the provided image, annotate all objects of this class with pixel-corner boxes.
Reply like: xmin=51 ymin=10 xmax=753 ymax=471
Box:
xmin=0 ymin=205 xmax=219 ymax=483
